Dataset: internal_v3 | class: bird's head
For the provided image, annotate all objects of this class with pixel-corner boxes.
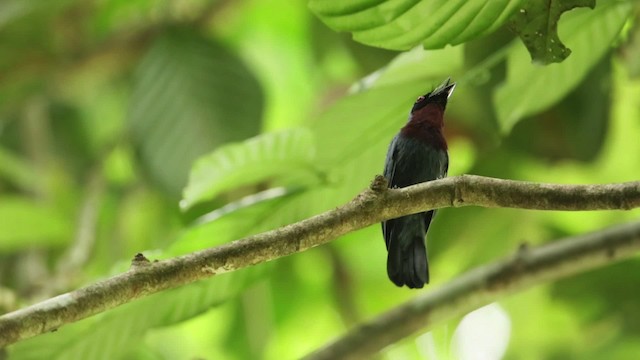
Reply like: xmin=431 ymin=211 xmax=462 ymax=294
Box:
xmin=411 ymin=78 xmax=456 ymax=113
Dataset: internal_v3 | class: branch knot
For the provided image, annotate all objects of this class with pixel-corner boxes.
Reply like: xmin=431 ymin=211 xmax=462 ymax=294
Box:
xmin=370 ymin=175 xmax=388 ymax=193
xmin=452 ymin=175 xmax=466 ymax=207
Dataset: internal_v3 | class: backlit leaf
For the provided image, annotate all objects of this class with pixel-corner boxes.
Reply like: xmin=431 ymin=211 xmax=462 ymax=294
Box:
xmin=309 ymin=0 xmax=524 ymax=51
xmin=181 ymin=128 xmax=317 ymax=210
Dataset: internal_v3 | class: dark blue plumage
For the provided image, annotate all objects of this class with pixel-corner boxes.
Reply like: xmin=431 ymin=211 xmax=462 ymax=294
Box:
xmin=382 ymin=78 xmax=455 ymax=288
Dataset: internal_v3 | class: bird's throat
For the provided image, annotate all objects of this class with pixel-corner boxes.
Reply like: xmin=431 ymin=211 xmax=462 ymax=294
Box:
xmin=400 ymin=124 xmax=448 ymax=150
xmin=400 ymin=104 xmax=448 ymax=150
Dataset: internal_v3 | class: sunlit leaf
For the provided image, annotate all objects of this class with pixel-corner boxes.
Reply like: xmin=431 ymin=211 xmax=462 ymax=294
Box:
xmin=452 ymin=303 xmax=511 ymax=360
xmin=226 ymin=0 xmax=318 ymax=131
xmin=181 ymin=128 xmax=317 ymax=210
xmin=309 ymin=0 xmax=524 ymax=51
xmin=364 ymin=45 xmax=464 ymax=89
xmin=173 ymin=189 xmax=295 ymax=254
xmin=0 ymin=0 xmax=35 ymax=28
xmin=493 ymin=1 xmax=632 ymax=132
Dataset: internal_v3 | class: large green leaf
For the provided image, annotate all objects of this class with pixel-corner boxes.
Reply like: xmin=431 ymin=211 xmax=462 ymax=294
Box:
xmin=508 ymin=0 xmax=595 ymax=64
xmin=309 ymin=0 xmax=524 ymax=51
xmin=128 ymin=27 xmax=263 ymax=196
xmin=181 ymin=128 xmax=317 ymax=210
xmin=367 ymin=45 xmax=464 ymax=88
xmin=493 ymin=1 xmax=631 ymax=133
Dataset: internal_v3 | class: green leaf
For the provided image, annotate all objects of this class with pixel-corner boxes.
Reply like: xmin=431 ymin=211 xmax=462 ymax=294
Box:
xmin=181 ymin=128 xmax=317 ymax=210
xmin=0 ymin=197 xmax=71 ymax=251
xmin=368 ymin=45 xmax=464 ymax=88
xmin=509 ymin=0 xmax=595 ymax=64
xmin=494 ymin=1 xmax=631 ymax=133
xmin=309 ymin=0 xmax=525 ymax=51
xmin=128 ymin=27 xmax=263 ymax=196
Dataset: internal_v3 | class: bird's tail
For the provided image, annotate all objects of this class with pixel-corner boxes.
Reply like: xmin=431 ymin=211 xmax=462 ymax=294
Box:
xmin=386 ymin=215 xmax=429 ymax=288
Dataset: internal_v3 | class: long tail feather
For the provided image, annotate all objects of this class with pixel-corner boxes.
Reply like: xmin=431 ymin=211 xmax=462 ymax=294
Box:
xmin=385 ymin=214 xmax=430 ymax=288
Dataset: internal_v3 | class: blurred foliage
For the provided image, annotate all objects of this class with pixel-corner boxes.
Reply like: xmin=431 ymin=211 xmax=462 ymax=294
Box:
xmin=1 ymin=0 xmax=640 ymax=359
xmin=129 ymin=27 xmax=264 ymax=196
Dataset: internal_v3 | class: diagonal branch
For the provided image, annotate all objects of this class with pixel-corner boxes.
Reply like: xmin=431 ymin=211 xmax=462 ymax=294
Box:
xmin=1 ymin=175 xmax=639 ymax=347
xmin=303 ymin=220 xmax=640 ymax=359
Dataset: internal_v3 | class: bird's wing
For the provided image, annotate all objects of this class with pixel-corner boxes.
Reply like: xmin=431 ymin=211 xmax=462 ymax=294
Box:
xmin=382 ymin=136 xmax=449 ymax=246
xmin=425 ymin=147 xmax=448 ymax=225
xmin=390 ymin=137 xmax=447 ymax=186
xmin=383 ymin=135 xmax=399 ymax=185
xmin=442 ymin=151 xmax=449 ymax=178
xmin=382 ymin=135 xmax=401 ymax=248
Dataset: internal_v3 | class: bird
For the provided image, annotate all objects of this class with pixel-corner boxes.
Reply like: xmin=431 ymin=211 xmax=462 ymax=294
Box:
xmin=381 ymin=78 xmax=455 ymax=288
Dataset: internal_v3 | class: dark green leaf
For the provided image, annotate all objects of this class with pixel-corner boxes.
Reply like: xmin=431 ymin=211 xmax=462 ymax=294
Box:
xmin=494 ymin=1 xmax=631 ymax=132
xmin=508 ymin=0 xmax=595 ymax=64
xmin=128 ymin=27 xmax=263 ymax=196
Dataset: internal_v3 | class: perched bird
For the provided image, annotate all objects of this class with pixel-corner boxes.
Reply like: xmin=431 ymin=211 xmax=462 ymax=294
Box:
xmin=381 ymin=78 xmax=455 ymax=288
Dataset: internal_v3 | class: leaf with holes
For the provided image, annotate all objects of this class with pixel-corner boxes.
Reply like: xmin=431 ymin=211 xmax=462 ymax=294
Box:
xmin=309 ymin=0 xmax=525 ymax=51
xmin=494 ymin=1 xmax=632 ymax=132
xmin=509 ymin=0 xmax=595 ymax=64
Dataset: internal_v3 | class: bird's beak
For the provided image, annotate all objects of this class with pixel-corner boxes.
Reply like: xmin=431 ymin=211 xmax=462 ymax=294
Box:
xmin=433 ymin=77 xmax=456 ymax=99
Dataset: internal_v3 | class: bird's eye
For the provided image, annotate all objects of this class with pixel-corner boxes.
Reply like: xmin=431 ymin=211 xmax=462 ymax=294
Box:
xmin=415 ymin=95 xmax=425 ymax=103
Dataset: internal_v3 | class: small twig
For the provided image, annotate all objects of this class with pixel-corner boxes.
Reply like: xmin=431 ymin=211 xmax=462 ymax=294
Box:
xmin=0 ymin=175 xmax=638 ymax=346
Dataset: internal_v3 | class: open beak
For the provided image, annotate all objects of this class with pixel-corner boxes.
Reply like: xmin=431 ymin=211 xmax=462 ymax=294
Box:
xmin=433 ymin=77 xmax=456 ymax=99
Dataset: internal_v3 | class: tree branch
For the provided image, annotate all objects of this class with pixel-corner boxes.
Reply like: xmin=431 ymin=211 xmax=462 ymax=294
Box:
xmin=1 ymin=175 xmax=639 ymax=347
xmin=303 ymin=220 xmax=640 ymax=359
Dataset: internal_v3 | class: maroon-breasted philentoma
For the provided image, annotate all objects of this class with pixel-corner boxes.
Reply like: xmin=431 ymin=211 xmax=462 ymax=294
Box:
xmin=381 ymin=78 xmax=455 ymax=288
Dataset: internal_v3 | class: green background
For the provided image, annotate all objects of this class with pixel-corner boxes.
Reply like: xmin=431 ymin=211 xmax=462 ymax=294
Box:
xmin=1 ymin=0 xmax=639 ymax=359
